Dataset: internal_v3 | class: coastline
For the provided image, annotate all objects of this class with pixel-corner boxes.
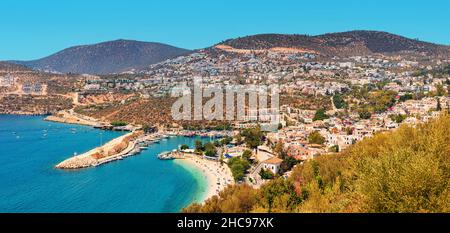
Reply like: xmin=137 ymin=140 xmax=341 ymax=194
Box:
xmin=0 ymin=115 xmax=219 ymax=212
xmin=2 ymin=113 xmax=233 ymax=211
xmin=174 ymin=155 xmax=234 ymax=203
xmin=40 ymin=110 xmax=234 ymax=205
xmin=55 ymin=131 xmax=137 ymax=169
xmin=44 ymin=110 xmax=104 ymax=127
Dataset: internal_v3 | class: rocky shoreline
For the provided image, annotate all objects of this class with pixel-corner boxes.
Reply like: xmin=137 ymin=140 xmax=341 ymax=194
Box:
xmin=0 ymin=112 xmax=50 ymax=116
xmin=55 ymin=131 xmax=141 ymax=169
xmin=44 ymin=110 xmax=104 ymax=127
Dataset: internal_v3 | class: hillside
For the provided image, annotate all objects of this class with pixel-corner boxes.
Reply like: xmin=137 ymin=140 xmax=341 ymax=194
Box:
xmin=183 ymin=114 xmax=450 ymax=213
xmin=11 ymin=40 xmax=191 ymax=74
xmin=217 ymin=30 xmax=450 ymax=57
xmin=0 ymin=62 xmax=32 ymax=72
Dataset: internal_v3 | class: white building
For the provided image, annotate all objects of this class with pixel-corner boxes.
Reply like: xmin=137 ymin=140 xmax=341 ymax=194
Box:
xmin=261 ymin=157 xmax=283 ymax=175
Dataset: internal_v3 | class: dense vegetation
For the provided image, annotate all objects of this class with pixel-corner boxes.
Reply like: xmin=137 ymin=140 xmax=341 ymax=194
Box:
xmin=333 ymin=94 xmax=347 ymax=109
xmin=228 ymin=157 xmax=251 ymax=181
xmin=390 ymin=114 xmax=407 ymax=123
xmin=308 ymin=131 xmax=325 ymax=145
xmin=194 ymin=140 xmax=218 ymax=158
xmin=111 ymin=121 xmax=128 ymax=127
xmin=313 ymin=109 xmax=329 ymax=121
xmin=183 ymin=114 xmax=450 ymax=213
xmin=240 ymin=126 xmax=264 ymax=149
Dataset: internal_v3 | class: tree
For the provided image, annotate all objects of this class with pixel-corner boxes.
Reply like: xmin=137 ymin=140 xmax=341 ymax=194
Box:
xmin=367 ymin=90 xmax=397 ymax=113
xmin=259 ymin=178 xmax=301 ymax=213
xmin=241 ymin=126 xmax=264 ymax=149
xmin=273 ymin=141 xmax=284 ymax=156
xmin=182 ymin=184 xmax=257 ymax=213
xmin=333 ymin=94 xmax=347 ymax=109
xmin=234 ymin=134 xmax=244 ymax=145
xmin=358 ymin=108 xmax=372 ymax=119
xmin=228 ymin=157 xmax=250 ymax=181
xmin=194 ymin=140 xmax=203 ymax=153
xmin=329 ymin=145 xmax=339 ymax=153
xmin=313 ymin=109 xmax=329 ymax=121
xmin=390 ymin=114 xmax=407 ymax=123
xmin=399 ymin=94 xmax=413 ymax=102
xmin=111 ymin=121 xmax=127 ymax=127
xmin=308 ymin=131 xmax=325 ymax=145
xmin=142 ymin=124 xmax=156 ymax=133
xmin=344 ymin=127 xmax=353 ymax=135
xmin=221 ymin=136 xmax=233 ymax=145
xmin=242 ymin=150 xmax=252 ymax=162
xmin=204 ymin=142 xmax=217 ymax=157
xmin=213 ymin=140 xmax=221 ymax=147
xmin=205 ymin=149 xmax=217 ymax=157
xmin=437 ymin=98 xmax=442 ymax=111
xmin=278 ymin=123 xmax=283 ymax=130
xmin=279 ymin=156 xmax=299 ymax=174
xmin=180 ymin=144 xmax=190 ymax=150
xmin=259 ymin=169 xmax=275 ymax=180
xmin=435 ymin=84 xmax=446 ymax=96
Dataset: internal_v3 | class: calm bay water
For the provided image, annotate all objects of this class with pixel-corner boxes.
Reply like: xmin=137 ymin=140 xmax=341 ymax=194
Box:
xmin=0 ymin=115 xmax=209 ymax=213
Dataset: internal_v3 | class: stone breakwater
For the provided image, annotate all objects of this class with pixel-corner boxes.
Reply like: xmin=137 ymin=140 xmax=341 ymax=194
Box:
xmin=45 ymin=110 xmax=103 ymax=127
xmin=56 ymin=131 xmax=143 ymax=169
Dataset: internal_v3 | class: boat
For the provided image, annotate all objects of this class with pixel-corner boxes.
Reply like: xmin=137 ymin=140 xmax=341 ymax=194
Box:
xmin=168 ymin=133 xmax=177 ymax=138
xmin=157 ymin=151 xmax=174 ymax=160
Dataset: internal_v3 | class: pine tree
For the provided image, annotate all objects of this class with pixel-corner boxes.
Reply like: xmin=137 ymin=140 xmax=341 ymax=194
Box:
xmin=436 ymin=98 xmax=442 ymax=111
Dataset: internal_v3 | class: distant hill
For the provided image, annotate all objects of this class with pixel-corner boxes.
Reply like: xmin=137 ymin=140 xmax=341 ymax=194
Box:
xmin=218 ymin=30 xmax=450 ymax=57
xmin=11 ymin=40 xmax=191 ymax=74
xmin=0 ymin=62 xmax=31 ymax=72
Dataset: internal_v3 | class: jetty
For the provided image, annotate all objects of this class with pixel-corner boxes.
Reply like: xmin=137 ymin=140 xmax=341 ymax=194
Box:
xmin=56 ymin=132 xmax=137 ymax=169
xmin=45 ymin=110 xmax=104 ymax=127
xmin=157 ymin=150 xmax=186 ymax=160
xmin=55 ymin=131 xmax=171 ymax=169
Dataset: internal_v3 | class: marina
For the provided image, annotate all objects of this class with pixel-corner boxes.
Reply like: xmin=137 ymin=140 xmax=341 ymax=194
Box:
xmin=56 ymin=131 xmax=178 ymax=169
xmin=0 ymin=115 xmax=215 ymax=212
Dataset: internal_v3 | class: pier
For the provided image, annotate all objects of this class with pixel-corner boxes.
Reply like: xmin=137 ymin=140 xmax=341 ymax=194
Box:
xmin=157 ymin=150 xmax=186 ymax=160
xmin=56 ymin=131 xmax=170 ymax=169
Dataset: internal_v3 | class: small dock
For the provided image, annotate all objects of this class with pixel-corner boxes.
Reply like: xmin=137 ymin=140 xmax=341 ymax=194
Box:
xmin=157 ymin=151 xmax=186 ymax=160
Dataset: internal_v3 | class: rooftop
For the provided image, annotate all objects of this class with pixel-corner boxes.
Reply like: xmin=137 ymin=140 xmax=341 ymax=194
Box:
xmin=263 ymin=157 xmax=283 ymax=165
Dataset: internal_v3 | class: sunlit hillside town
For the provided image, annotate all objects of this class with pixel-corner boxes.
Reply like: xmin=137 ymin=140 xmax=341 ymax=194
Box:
xmin=43 ymin=49 xmax=450 ymax=188
xmin=1 ymin=44 xmax=449 ymax=191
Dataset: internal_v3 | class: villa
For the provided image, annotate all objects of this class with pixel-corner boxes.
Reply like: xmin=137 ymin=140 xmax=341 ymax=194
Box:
xmin=261 ymin=157 xmax=283 ymax=174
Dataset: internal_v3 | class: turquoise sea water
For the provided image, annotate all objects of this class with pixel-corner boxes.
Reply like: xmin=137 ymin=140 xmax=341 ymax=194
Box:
xmin=0 ymin=115 xmax=210 ymax=213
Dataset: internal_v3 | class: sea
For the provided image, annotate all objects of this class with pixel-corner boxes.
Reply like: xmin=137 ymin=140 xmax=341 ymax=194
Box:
xmin=0 ymin=115 xmax=211 ymax=213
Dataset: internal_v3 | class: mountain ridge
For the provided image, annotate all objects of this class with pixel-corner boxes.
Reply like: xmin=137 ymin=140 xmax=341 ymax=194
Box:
xmin=217 ymin=30 xmax=450 ymax=57
xmin=10 ymin=39 xmax=191 ymax=75
xmin=6 ymin=31 xmax=450 ymax=75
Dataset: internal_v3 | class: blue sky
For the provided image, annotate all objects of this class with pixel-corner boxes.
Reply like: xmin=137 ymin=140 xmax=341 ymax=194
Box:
xmin=1 ymin=0 xmax=449 ymax=60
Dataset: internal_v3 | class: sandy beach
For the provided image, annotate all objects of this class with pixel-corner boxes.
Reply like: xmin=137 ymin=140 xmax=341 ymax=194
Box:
xmin=49 ymin=109 xmax=234 ymax=203
xmin=175 ymin=155 xmax=234 ymax=202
